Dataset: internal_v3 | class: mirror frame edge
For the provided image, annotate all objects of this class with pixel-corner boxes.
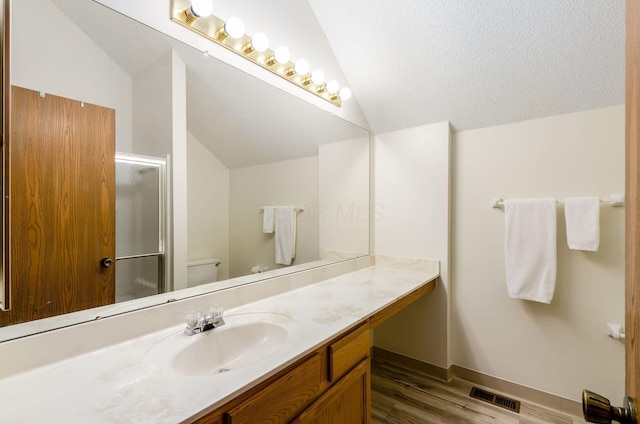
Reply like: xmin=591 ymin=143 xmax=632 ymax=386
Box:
xmin=1 ymin=0 xmax=10 ymax=311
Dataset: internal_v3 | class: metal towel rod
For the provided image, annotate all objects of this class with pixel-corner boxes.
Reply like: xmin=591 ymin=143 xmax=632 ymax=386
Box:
xmin=260 ymin=205 xmax=305 ymax=212
xmin=491 ymin=194 xmax=625 ymax=209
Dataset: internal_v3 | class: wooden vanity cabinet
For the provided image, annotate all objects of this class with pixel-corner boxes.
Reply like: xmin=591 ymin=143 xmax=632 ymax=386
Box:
xmin=191 ymin=278 xmax=437 ymax=424
xmin=291 ymin=359 xmax=370 ymax=424
xmin=293 ymin=323 xmax=371 ymax=424
xmin=192 ymin=322 xmax=371 ymax=424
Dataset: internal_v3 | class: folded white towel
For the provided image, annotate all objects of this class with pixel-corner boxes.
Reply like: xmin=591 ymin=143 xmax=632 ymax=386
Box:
xmin=564 ymin=197 xmax=600 ymax=251
xmin=263 ymin=207 xmax=275 ymax=233
xmin=504 ymin=198 xmax=557 ymax=304
xmin=275 ymin=206 xmax=296 ymax=265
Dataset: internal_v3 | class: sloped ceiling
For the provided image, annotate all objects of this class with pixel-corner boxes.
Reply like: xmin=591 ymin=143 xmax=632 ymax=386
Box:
xmin=308 ymin=0 xmax=625 ymax=133
xmin=50 ymin=0 xmax=367 ymax=169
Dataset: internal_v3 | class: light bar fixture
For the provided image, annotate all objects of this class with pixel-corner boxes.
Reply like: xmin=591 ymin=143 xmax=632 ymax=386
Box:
xmin=171 ymin=0 xmax=351 ymax=107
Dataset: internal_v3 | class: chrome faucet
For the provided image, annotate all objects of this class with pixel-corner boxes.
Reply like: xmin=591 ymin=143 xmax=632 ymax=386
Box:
xmin=184 ymin=305 xmax=225 ymax=336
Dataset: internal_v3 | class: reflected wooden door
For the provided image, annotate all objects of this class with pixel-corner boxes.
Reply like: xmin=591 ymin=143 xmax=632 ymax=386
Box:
xmin=0 ymin=86 xmax=115 ymax=326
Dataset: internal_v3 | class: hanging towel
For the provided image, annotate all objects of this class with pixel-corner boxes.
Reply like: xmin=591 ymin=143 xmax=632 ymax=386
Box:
xmin=263 ymin=207 xmax=275 ymax=233
xmin=504 ymin=198 xmax=557 ymax=304
xmin=275 ymin=206 xmax=296 ymax=265
xmin=564 ymin=197 xmax=600 ymax=252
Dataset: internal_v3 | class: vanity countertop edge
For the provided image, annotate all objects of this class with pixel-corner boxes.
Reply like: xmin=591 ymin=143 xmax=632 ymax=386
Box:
xmin=0 ymin=256 xmax=439 ymax=423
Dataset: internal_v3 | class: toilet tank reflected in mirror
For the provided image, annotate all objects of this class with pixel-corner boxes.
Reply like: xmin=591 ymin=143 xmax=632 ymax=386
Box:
xmin=187 ymin=259 xmax=221 ymax=287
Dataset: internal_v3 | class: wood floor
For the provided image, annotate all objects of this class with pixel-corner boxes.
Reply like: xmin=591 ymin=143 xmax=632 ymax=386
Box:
xmin=371 ymin=356 xmax=588 ymax=424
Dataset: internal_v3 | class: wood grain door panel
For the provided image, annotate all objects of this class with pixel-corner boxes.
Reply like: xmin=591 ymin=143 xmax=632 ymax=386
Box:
xmin=0 ymin=86 xmax=115 ymax=326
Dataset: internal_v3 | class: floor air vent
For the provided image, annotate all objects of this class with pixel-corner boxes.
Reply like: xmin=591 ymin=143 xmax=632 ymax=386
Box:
xmin=470 ymin=387 xmax=521 ymax=413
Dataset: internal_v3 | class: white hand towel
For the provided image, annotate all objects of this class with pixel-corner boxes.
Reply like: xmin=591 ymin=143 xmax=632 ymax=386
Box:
xmin=564 ymin=197 xmax=600 ymax=251
xmin=275 ymin=206 xmax=296 ymax=265
xmin=504 ymin=198 xmax=557 ymax=304
xmin=263 ymin=207 xmax=275 ymax=233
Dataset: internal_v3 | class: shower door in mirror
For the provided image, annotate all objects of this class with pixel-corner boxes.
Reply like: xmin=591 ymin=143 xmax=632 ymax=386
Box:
xmin=115 ymin=154 xmax=167 ymax=302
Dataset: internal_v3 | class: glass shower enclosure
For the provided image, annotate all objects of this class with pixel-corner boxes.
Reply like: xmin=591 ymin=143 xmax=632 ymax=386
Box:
xmin=115 ymin=153 xmax=168 ymax=302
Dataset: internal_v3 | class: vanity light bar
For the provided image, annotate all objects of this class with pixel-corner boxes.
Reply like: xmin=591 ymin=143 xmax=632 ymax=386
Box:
xmin=171 ymin=0 xmax=348 ymax=107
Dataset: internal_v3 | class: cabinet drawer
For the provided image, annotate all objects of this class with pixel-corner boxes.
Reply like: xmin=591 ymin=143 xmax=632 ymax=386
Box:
xmin=328 ymin=323 xmax=370 ymax=382
xmin=224 ymin=353 xmax=323 ymax=424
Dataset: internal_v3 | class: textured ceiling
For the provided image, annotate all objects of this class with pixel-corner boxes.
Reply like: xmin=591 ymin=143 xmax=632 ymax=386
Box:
xmin=308 ymin=0 xmax=625 ymax=133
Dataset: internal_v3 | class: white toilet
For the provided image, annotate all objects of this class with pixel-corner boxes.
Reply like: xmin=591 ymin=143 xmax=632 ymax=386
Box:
xmin=187 ymin=258 xmax=221 ymax=286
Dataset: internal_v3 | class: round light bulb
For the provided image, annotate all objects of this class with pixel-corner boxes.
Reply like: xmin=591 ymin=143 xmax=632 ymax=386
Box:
xmin=225 ymin=17 xmax=245 ymax=39
xmin=294 ymin=59 xmax=309 ymax=75
xmin=274 ymin=46 xmax=290 ymax=64
xmin=310 ymin=70 xmax=325 ymax=85
xmin=190 ymin=0 xmax=213 ymax=18
xmin=325 ymin=80 xmax=340 ymax=95
xmin=251 ymin=32 xmax=269 ymax=52
xmin=339 ymin=87 xmax=352 ymax=100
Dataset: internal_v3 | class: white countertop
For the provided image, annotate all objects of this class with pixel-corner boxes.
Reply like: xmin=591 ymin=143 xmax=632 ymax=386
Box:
xmin=0 ymin=259 xmax=438 ymax=423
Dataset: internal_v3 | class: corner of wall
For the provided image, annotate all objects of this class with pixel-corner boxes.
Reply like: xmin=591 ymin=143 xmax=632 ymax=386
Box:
xmin=371 ymin=121 xmax=451 ymax=368
xmin=171 ymin=50 xmax=188 ymax=290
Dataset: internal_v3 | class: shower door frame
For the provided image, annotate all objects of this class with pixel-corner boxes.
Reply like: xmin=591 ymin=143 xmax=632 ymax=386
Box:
xmin=115 ymin=152 xmax=170 ymax=296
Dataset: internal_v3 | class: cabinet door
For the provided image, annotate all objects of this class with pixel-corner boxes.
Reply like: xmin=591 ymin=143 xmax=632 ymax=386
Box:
xmin=225 ymin=353 xmax=323 ymax=424
xmin=292 ymin=359 xmax=370 ymax=424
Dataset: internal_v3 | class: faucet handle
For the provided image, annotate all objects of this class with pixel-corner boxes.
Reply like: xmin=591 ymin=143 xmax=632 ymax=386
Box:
xmin=185 ymin=311 xmax=201 ymax=328
xmin=209 ymin=305 xmax=225 ymax=327
xmin=210 ymin=305 xmax=224 ymax=318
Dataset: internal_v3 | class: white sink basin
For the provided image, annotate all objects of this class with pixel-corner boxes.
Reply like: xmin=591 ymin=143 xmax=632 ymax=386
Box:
xmin=143 ymin=312 xmax=299 ymax=377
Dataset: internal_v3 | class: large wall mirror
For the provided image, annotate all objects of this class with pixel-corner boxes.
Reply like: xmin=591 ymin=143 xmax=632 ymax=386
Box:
xmin=0 ymin=0 xmax=369 ymax=341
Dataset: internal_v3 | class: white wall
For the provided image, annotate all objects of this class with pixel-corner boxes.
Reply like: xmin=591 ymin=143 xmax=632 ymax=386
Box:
xmin=132 ymin=52 xmax=173 ymax=158
xmin=187 ymin=132 xmax=230 ymax=281
xmin=229 ymin=157 xmax=319 ymax=278
xmin=372 ymin=122 xmax=451 ymax=368
xmin=170 ymin=52 xmax=189 ymax=291
xmin=452 ymin=105 xmax=625 ymax=402
xmin=318 ymin=137 xmax=370 ymax=257
xmin=13 ymin=0 xmax=133 ymax=152
xmin=132 ymin=51 xmax=189 ymax=290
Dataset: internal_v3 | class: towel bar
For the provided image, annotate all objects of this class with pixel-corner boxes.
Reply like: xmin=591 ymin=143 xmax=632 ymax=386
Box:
xmin=491 ymin=194 xmax=625 ymax=209
xmin=260 ymin=205 xmax=305 ymax=212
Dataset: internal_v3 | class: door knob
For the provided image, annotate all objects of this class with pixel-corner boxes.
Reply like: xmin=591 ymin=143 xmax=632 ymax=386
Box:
xmin=100 ymin=258 xmax=114 ymax=268
xmin=583 ymin=390 xmax=637 ymax=424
